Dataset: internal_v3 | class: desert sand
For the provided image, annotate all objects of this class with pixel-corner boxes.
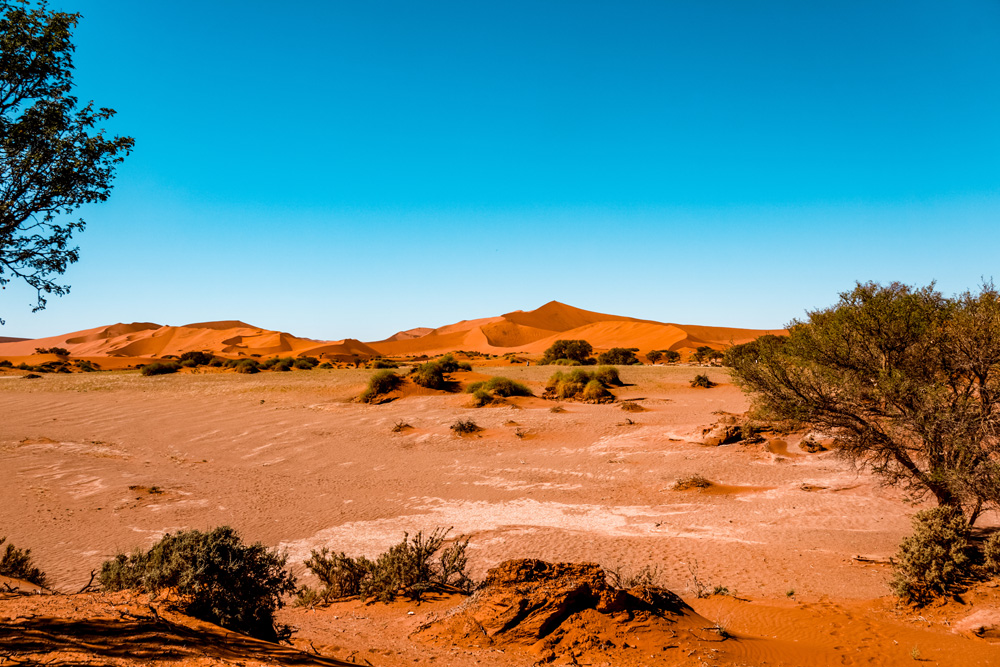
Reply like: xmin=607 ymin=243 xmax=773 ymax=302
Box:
xmin=2 ymin=359 xmax=999 ymax=665
xmin=0 ymin=303 xmax=998 ymax=665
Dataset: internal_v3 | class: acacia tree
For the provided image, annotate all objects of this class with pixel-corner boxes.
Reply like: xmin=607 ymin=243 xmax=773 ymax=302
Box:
xmin=1 ymin=1 xmax=133 ymax=323
xmin=727 ymin=282 xmax=1000 ymax=525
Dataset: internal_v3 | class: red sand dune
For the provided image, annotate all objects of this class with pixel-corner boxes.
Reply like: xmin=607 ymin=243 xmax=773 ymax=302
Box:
xmin=0 ymin=301 xmax=783 ymax=363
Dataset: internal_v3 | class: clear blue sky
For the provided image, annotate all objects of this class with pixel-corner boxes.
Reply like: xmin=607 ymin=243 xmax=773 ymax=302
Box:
xmin=4 ymin=1 xmax=999 ymax=341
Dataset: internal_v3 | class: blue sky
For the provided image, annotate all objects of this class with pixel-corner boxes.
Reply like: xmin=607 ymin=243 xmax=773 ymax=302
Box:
xmin=3 ymin=1 xmax=999 ymax=340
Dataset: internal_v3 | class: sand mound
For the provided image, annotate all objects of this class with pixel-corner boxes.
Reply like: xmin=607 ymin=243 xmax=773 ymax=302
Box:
xmin=415 ymin=559 xmax=709 ymax=661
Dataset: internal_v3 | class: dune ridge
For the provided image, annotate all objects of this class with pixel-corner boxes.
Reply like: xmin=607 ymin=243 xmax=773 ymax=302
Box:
xmin=0 ymin=301 xmax=783 ymax=361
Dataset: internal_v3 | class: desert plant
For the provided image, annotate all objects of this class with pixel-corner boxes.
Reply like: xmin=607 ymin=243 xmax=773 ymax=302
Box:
xmin=292 ymin=358 xmax=315 ymax=370
xmin=140 ymin=361 xmax=180 ymax=376
xmin=606 ymin=564 xmax=662 ymax=589
xmin=0 ymin=537 xmax=47 ymax=586
xmin=549 ymin=405 xmax=566 ymax=413
xmin=391 ymin=420 xmax=412 ymax=433
xmin=300 ymin=528 xmax=473 ymax=604
xmin=318 ymin=361 xmax=334 ymax=369
xmin=674 ymin=474 xmax=712 ymax=491
xmin=0 ymin=360 xmax=11 ymax=368
xmin=34 ymin=346 xmax=69 ymax=356
xmin=597 ymin=347 xmax=641 ymax=365
xmin=234 ymin=359 xmax=260 ymax=374
xmin=370 ymin=358 xmax=398 ymax=369
xmin=620 ymin=400 xmax=643 ymax=412
xmin=581 ymin=378 xmax=613 ymax=402
xmin=690 ymin=373 xmax=716 ymax=388
xmin=595 ymin=365 xmax=624 ymax=386
xmin=359 ymin=370 xmax=402 ymax=403
xmin=646 ymin=350 xmax=663 ymax=364
xmin=891 ymin=507 xmax=973 ymax=604
xmin=410 ymin=361 xmax=448 ymax=389
xmin=799 ymin=438 xmax=827 ymax=453
xmin=540 ymin=340 xmax=594 ymax=365
xmin=450 ymin=419 xmax=482 ymax=435
xmin=98 ymin=526 xmax=296 ymax=642
xmin=466 ymin=376 xmax=533 ymax=406
xmin=545 ymin=369 xmax=616 ymax=403
xmin=179 ymin=351 xmax=214 ymax=366
xmin=983 ymin=533 xmax=1000 ymax=573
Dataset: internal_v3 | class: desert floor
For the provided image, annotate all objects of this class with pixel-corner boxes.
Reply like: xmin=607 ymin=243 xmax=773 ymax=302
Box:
xmin=2 ymin=365 xmax=999 ymax=665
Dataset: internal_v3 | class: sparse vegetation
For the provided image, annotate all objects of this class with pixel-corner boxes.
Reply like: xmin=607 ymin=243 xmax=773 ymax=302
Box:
xmin=596 ymin=347 xmax=641 ymax=365
xmin=369 ymin=358 xmax=399 ymax=369
xmin=891 ymin=507 xmax=973 ymax=604
xmin=620 ymin=400 xmax=643 ymax=412
xmin=0 ymin=536 xmax=47 ymax=586
xmin=799 ymin=438 xmax=827 ymax=453
xmin=298 ymin=528 xmax=473 ymax=605
xmin=450 ymin=418 xmax=482 ymax=435
xmin=234 ymin=359 xmax=260 ymax=374
xmin=540 ymin=339 xmax=594 ymax=365
xmin=179 ymin=351 xmax=214 ymax=366
xmin=34 ymin=346 xmax=69 ymax=356
xmin=391 ymin=420 xmax=412 ymax=432
xmin=690 ymin=373 xmax=716 ymax=388
xmin=549 ymin=405 xmax=566 ymax=413
xmin=140 ymin=361 xmax=180 ymax=376
xmin=594 ymin=365 xmax=624 ymax=386
xmin=360 ymin=370 xmax=402 ymax=403
xmin=98 ymin=526 xmax=296 ymax=642
xmin=605 ymin=564 xmax=662 ymax=589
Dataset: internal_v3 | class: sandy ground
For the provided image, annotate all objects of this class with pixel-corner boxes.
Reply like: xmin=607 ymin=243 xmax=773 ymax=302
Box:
xmin=2 ymin=365 xmax=999 ymax=665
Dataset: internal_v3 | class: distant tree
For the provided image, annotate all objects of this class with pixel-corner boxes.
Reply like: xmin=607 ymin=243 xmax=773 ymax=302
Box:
xmin=661 ymin=350 xmax=680 ymax=363
xmin=645 ymin=350 xmax=663 ymax=364
xmin=691 ymin=346 xmax=716 ymax=363
xmin=728 ymin=282 xmax=1000 ymax=525
xmin=541 ymin=340 xmax=593 ymax=365
xmin=597 ymin=347 xmax=641 ymax=365
xmin=0 ymin=2 xmax=134 ymax=323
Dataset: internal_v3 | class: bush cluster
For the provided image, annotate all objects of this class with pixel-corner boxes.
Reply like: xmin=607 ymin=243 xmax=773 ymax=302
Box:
xmin=359 ymin=370 xmax=402 ymax=403
xmin=450 ymin=418 xmax=482 ymax=434
xmin=596 ymin=347 xmax=641 ymax=365
xmin=466 ymin=376 xmax=533 ymax=406
xmin=0 ymin=536 xmax=47 ymax=587
xmin=98 ymin=526 xmax=296 ymax=642
xmin=369 ymin=358 xmax=399 ymax=369
xmin=544 ymin=367 xmax=619 ymax=402
xmin=140 ymin=361 xmax=180 ymax=376
xmin=690 ymin=373 xmax=716 ymax=388
xmin=34 ymin=346 xmax=70 ymax=356
xmin=298 ymin=528 xmax=473 ymax=605
xmin=540 ymin=340 xmax=594 ymax=365
xmin=645 ymin=349 xmax=680 ymax=364
xmin=409 ymin=354 xmax=470 ymax=390
xmin=891 ymin=507 xmax=973 ymax=604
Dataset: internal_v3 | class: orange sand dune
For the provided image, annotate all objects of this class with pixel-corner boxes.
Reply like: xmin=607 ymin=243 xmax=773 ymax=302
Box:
xmin=0 ymin=300 xmax=783 ymax=363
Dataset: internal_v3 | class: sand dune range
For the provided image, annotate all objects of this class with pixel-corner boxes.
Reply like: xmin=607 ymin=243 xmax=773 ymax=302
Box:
xmin=0 ymin=300 xmax=782 ymax=361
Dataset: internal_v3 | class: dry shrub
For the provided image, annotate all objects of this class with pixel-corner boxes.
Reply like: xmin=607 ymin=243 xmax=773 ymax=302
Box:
xmin=890 ymin=507 xmax=973 ymax=604
xmin=450 ymin=419 xmax=482 ymax=435
xmin=800 ymin=438 xmax=828 ymax=453
xmin=391 ymin=420 xmax=412 ymax=433
xmin=674 ymin=474 xmax=712 ymax=491
xmin=299 ymin=528 xmax=473 ymax=605
xmin=620 ymin=400 xmax=644 ymax=412
xmin=690 ymin=373 xmax=716 ymax=388
xmin=0 ymin=537 xmax=47 ymax=586
xmin=360 ymin=370 xmax=402 ymax=403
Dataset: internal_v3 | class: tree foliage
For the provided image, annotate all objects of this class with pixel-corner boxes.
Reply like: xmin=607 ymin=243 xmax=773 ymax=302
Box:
xmin=597 ymin=347 xmax=641 ymax=365
xmin=1 ymin=1 xmax=133 ymax=322
xmin=541 ymin=339 xmax=593 ymax=365
xmin=728 ymin=282 xmax=1000 ymax=524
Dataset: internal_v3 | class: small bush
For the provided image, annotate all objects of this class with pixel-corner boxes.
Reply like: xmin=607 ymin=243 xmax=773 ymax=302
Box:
xmin=690 ymin=373 xmax=716 ymax=388
xmin=595 ymin=365 xmax=624 ymax=386
xmin=21 ymin=373 xmax=41 ymax=379
xmin=359 ymin=370 xmax=402 ymax=403
xmin=620 ymin=400 xmax=644 ymax=412
xmin=98 ymin=526 xmax=296 ymax=642
xmin=180 ymin=359 xmax=198 ymax=368
xmin=141 ymin=361 xmax=180 ymax=376
xmin=391 ymin=420 xmax=412 ymax=433
xmin=544 ymin=369 xmax=616 ymax=403
xmin=292 ymin=358 xmax=314 ymax=370
xmin=234 ymin=359 xmax=260 ymax=374
xmin=318 ymin=362 xmax=334 ymax=369
xmin=450 ymin=419 xmax=482 ymax=435
xmin=0 ymin=537 xmax=47 ymax=586
xmin=674 ymin=474 xmax=712 ymax=491
xmin=983 ymin=533 xmax=1000 ymax=573
xmin=409 ymin=358 xmax=463 ymax=390
xmin=300 ymin=528 xmax=473 ymax=604
xmin=891 ymin=507 xmax=973 ymax=604
xmin=179 ymin=351 xmax=214 ymax=366
xmin=581 ymin=379 xmax=613 ymax=402
xmin=606 ymin=564 xmax=661 ymax=589
xmin=466 ymin=376 xmax=533 ymax=406
xmin=74 ymin=360 xmax=98 ymax=372
xmin=370 ymin=358 xmax=399 ymax=369
xmin=596 ymin=347 xmax=641 ymax=365
xmin=0 ymin=360 xmax=12 ymax=368
xmin=549 ymin=405 xmax=566 ymax=413
xmin=260 ymin=356 xmax=294 ymax=371
xmin=34 ymin=347 xmax=69 ymax=356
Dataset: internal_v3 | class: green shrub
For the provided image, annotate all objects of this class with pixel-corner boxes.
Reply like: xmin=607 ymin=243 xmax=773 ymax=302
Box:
xmin=180 ymin=359 xmax=198 ymax=368
xmin=74 ymin=360 xmax=98 ymax=372
xmin=0 ymin=537 xmax=47 ymax=586
xmin=541 ymin=340 xmax=594 ymax=365
xmin=260 ymin=356 xmax=294 ymax=371
xmin=234 ymin=359 xmax=260 ymax=374
xmin=98 ymin=526 xmax=296 ymax=642
xmin=466 ymin=376 xmax=533 ymax=406
xmin=597 ymin=348 xmax=641 ymax=365
xmin=179 ymin=351 xmax=214 ymax=366
xmin=370 ymin=358 xmax=399 ymax=369
xmin=410 ymin=361 xmax=449 ymax=389
xmin=292 ymin=358 xmax=314 ymax=370
xmin=595 ymin=365 xmax=623 ymax=386
xmin=549 ymin=358 xmax=582 ymax=366
xmin=690 ymin=373 xmax=716 ymax=388
xmin=141 ymin=361 xmax=180 ymax=376
xmin=299 ymin=528 xmax=473 ymax=604
xmin=544 ymin=369 xmax=616 ymax=403
xmin=891 ymin=507 xmax=973 ymax=604
xmin=359 ymin=370 xmax=402 ymax=403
